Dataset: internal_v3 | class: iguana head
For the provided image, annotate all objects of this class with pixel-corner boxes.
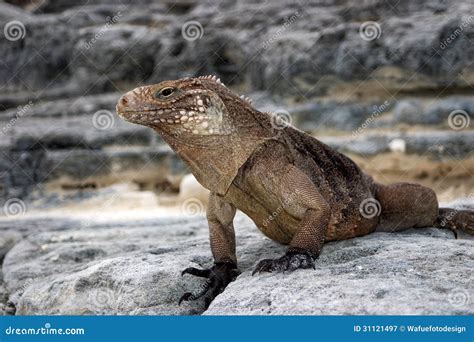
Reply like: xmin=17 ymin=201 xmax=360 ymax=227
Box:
xmin=116 ymin=75 xmax=272 ymax=195
xmin=116 ymin=75 xmax=254 ymax=138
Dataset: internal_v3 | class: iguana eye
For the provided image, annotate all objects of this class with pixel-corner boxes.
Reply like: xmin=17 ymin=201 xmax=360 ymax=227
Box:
xmin=155 ymin=87 xmax=175 ymax=99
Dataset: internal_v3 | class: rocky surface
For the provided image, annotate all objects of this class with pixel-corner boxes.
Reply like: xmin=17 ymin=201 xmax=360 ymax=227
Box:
xmin=1 ymin=0 xmax=473 ymax=99
xmin=320 ymin=131 xmax=474 ymax=158
xmin=0 ymin=0 xmax=473 ymax=316
xmin=207 ymin=229 xmax=473 ymax=315
xmin=0 ymin=198 xmax=472 ymax=316
xmin=0 ymin=0 xmax=473 ymax=199
xmin=0 ymin=213 xmax=283 ymax=315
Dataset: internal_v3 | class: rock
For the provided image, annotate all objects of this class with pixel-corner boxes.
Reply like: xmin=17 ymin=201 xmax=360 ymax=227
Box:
xmin=14 ymin=251 xmax=206 ymax=315
xmin=322 ymin=134 xmax=389 ymax=156
xmin=0 ymin=2 xmax=34 ymax=21
xmin=0 ymin=231 xmax=20 ymax=315
xmin=321 ymin=131 xmax=474 ymax=158
xmin=205 ymin=199 xmax=474 ymax=315
xmin=0 ymin=231 xmax=22 ymax=262
xmin=392 ymin=100 xmax=424 ymax=124
xmin=2 ymin=215 xmax=207 ymax=315
xmin=287 ymin=102 xmax=377 ymax=131
xmin=1 ymin=198 xmax=473 ymax=315
xmin=206 ymin=231 xmax=473 ymax=315
xmin=2 ymin=214 xmax=281 ymax=315
xmin=388 ymin=138 xmax=406 ymax=153
xmin=71 ymin=24 xmax=161 ymax=93
xmin=392 ymin=97 xmax=474 ymax=126
xmin=1 ymin=0 xmax=473 ymax=200
xmin=1 ymin=1 xmax=474 ymax=98
xmin=0 ymin=143 xmax=186 ymax=199
xmin=0 ymin=0 xmax=473 ymax=316
xmin=178 ymin=174 xmax=209 ymax=205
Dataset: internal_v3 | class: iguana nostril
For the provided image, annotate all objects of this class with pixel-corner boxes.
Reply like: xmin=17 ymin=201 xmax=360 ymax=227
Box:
xmin=116 ymin=94 xmax=136 ymax=117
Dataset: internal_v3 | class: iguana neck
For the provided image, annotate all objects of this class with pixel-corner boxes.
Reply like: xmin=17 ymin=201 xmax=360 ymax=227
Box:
xmin=156 ymin=115 xmax=272 ymax=195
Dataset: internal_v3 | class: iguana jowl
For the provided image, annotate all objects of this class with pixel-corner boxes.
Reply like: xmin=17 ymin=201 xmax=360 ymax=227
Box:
xmin=116 ymin=75 xmax=474 ymax=306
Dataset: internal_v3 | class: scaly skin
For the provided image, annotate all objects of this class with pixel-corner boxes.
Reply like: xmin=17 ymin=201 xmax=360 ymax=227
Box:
xmin=116 ymin=75 xmax=474 ymax=307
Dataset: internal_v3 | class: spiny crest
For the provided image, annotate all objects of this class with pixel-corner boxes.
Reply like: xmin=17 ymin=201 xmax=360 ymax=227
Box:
xmin=197 ymin=75 xmax=223 ymax=85
xmin=239 ymin=94 xmax=253 ymax=105
xmin=196 ymin=75 xmax=252 ymax=106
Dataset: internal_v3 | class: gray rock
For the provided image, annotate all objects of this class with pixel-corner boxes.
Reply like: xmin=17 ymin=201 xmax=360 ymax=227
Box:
xmin=71 ymin=25 xmax=161 ymax=93
xmin=206 ymin=231 xmax=473 ymax=315
xmin=0 ymin=0 xmax=473 ymax=316
xmin=0 ymin=91 xmax=185 ymax=198
xmin=393 ymin=100 xmax=424 ymax=124
xmin=322 ymin=131 xmax=474 ymax=158
xmin=1 ymin=0 xmax=473 ymax=98
xmin=0 ymin=2 xmax=34 ymax=21
xmin=0 ymin=93 xmax=119 ymax=119
xmin=392 ymin=97 xmax=474 ymax=126
xmin=205 ymin=199 xmax=474 ymax=315
xmin=2 ymin=215 xmax=210 ymax=315
xmin=1 ymin=213 xmax=282 ymax=315
xmin=0 ymin=0 xmax=473 ymax=201
xmin=0 ymin=231 xmax=22 ymax=262
xmin=425 ymin=97 xmax=474 ymax=126
xmin=1 ymin=198 xmax=473 ymax=315
xmin=0 ymin=143 xmax=185 ymax=200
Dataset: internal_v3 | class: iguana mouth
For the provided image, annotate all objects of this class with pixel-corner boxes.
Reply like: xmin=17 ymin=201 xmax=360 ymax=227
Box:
xmin=117 ymin=109 xmax=158 ymax=115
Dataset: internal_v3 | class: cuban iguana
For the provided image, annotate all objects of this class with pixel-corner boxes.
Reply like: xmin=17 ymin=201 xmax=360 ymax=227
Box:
xmin=116 ymin=75 xmax=474 ymax=306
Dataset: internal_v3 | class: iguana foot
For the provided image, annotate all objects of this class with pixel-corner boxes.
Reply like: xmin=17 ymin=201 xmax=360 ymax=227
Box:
xmin=434 ymin=208 xmax=474 ymax=238
xmin=252 ymin=248 xmax=315 ymax=275
xmin=179 ymin=262 xmax=239 ymax=308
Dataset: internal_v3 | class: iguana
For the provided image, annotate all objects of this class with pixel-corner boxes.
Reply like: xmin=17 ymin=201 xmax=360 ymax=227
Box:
xmin=116 ymin=75 xmax=474 ymax=307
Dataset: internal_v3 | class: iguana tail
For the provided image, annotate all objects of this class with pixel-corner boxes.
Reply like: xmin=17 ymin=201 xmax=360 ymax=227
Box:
xmin=433 ymin=208 xmax=474 ymax=237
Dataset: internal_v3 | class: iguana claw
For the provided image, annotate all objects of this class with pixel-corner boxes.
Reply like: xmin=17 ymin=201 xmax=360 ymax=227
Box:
xmin=179 ymin=262 xmax=239 ymax=308
xmin=252 ymin=249 xmax=316 ymax=275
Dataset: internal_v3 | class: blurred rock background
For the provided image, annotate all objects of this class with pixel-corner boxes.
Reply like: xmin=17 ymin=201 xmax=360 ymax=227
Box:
xmin=0 ymin=0 xmax=473 ymax=315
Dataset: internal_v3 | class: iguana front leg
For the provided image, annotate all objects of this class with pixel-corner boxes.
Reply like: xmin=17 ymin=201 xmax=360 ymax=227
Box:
xmin=180 ymin=192 xmax=239 ymax=307
xmin=253 ymin=165 xmax=331 ymax=274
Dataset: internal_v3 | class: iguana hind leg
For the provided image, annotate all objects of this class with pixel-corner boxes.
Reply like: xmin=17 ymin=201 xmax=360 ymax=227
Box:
xmin=253 ymin=165 xmax=331 ymax=274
